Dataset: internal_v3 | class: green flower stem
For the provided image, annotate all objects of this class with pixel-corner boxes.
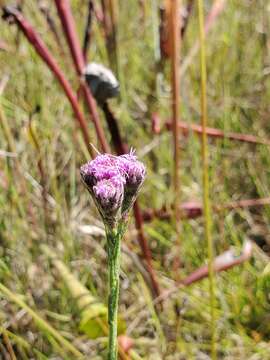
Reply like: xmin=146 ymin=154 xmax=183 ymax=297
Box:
xmin=106 ymin=222 xmax=126 ymax=360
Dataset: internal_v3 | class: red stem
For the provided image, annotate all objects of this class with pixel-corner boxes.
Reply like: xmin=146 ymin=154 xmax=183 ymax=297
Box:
xmin=54 ymin=0 xmax=110 ymax=153
xmin=3 ymin=6 xmax=94 ymax=157
xmin=142 ymin=197 xmax=270 ymax=222
xmin=54 ymin=0 xmax=84 ymax=74
xmin=133 ymin=201 xmax=161 ymax=297
xmin=165 ymin=120 xmax=270 ymax=145
xmin=157 ymin=241 xmax=253 ymax=304
xmin=182 ymin=241 xmax=253 ymax=286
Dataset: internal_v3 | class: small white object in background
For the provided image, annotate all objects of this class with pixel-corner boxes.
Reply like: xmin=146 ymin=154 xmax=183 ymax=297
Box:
xmin=84 ymin=62 xmax=119 ymax=104
xmin=78 ymin=224 xmax=105 ymax=237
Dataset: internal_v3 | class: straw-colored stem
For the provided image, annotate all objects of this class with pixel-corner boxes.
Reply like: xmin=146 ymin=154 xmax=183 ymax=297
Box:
xmin=197 ymin=0 xmax=217 ymax=358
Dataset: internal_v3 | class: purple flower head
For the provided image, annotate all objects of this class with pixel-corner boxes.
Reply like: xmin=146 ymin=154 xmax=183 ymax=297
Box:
xmin=80 ymin=150 xmax=146 ymax=226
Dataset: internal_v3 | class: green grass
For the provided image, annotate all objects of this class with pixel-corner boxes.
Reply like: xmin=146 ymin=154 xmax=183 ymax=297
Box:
xmin=0 ymin=0 xmax=270 ymax=358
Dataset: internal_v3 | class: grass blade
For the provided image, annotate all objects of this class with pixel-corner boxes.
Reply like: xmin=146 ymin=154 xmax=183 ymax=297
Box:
xmin=198 ymin=0 xmax=217 ymax=358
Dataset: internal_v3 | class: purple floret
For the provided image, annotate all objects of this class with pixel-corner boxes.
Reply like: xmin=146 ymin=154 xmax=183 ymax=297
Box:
xmin=93 ymin=177 xmax=124 ymax=225
xmin=116 ymin=152 xmax=146 ymax=215
xmin=117 ymin=153 xmax=146 ymax=187
xmin=93 ymin=179 xmax=123 ymax=208
xmin=80 ymin=154 xmax=121 ymax=187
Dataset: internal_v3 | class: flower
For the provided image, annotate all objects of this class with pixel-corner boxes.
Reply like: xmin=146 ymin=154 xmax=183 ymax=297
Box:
xmin=80 ymin=150 xmax=146 ymax=226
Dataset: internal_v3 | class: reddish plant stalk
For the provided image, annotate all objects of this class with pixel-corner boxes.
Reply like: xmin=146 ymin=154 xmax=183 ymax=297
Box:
xmin=169 ymin=0 xmax=182 ymax=270
xmin=157 ymin=241 xmax=253 ymax=304
xmin=142 ymin=196 xmax=270 ymax=222
xmin=132 ymin=202 xmax=161 ymax=297
xmin=54 ymin=0 xmax=160 ymax=297
xmin=160 ymin=0 xmax=194 ymax=60
xmin=222 ymin=197 xmax=270 ymax=210
xmin=142 ymin=202 xmax=202 ymax=222
xmin=153 ymin=113 xmax=269 ymax=145
xmin=182 ymin=241 xmax=253 ymax=285
xmin=92 ymin=3 xmax=104 ymax=23
xmin=54 ymin=0 xmax=110 ymax=153
xmin=165 ymin=120 xmax=270 ymax=145
xmin=54 ymin=0 xmax=84 ymax=73
xmin=3 ymin=7 xmax=94 ymax=158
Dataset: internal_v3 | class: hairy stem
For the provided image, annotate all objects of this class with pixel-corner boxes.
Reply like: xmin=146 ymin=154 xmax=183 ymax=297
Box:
xmin=106 ymin=223 xmax=126 ymax=360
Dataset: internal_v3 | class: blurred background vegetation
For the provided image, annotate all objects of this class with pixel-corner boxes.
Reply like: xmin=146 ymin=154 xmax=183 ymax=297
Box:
xmin=0 ymin=0 xmax=270 ymax=359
